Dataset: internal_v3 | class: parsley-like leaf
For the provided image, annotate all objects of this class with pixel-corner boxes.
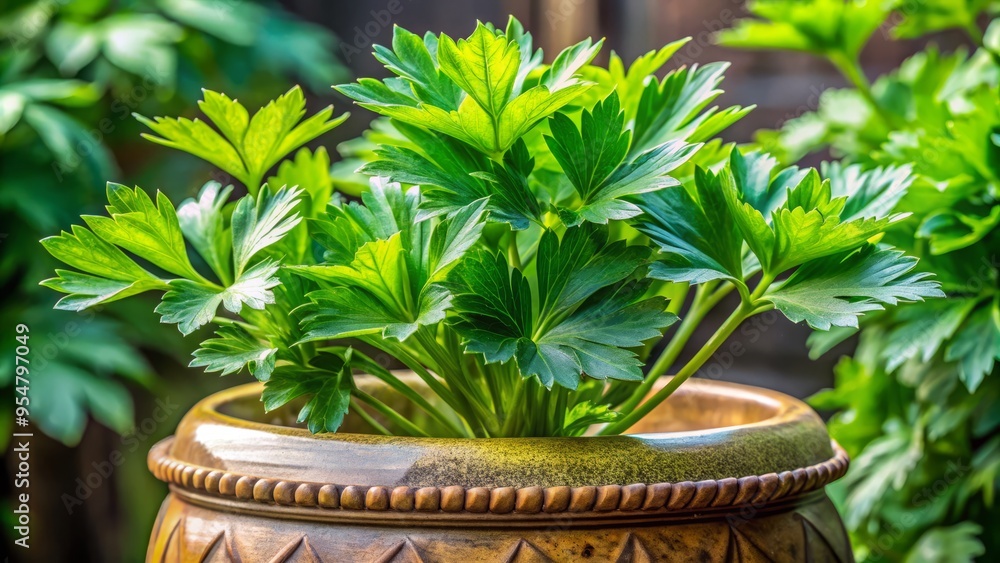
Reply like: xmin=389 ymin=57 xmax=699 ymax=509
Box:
xmin=765 ymin=245 xmax=944 ymax=330
xmin=262 ymin=350 xmax=355 ymax=434
xmin=136 ymin=87 xmax=347 ymax=191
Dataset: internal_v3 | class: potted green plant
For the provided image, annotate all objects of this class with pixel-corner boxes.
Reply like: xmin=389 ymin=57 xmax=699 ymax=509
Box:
xmin=40 ymin=17 xmax=941 ymax=561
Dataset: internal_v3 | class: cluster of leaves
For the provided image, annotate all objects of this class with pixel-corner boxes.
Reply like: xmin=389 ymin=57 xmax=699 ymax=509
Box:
xmin=43 ymin=17 xmax=939 ymax=443
xmin=0 ymin=0 xmax=347 ymax=446
xmin=720 ymin=2 xmax=1000 ymax=560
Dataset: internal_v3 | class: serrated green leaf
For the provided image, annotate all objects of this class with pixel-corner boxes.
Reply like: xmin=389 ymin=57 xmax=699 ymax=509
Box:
xmin=156 ymin=259 xmax=281 ymax=335
xmin=338 ymin=20 xmax=593 ymax=155
xmin=545 ymin=92 xmax=631 ymax=199
xmin=299 ymin=181 xmax=486 ymax=342
xmin=262 ymin=350 xmax=354 ymax=434
xmin=880 ymin=298 xmax=976 ymax=371
xmin=946 ymin=303 xmax=1000 ymax=392
xmin=560 ymin=401 xmax=622 ymax=436
xmin=190 ymin=325 xmax=277 ymax=380
xmin=631 ymin=62 xmax=749 ymax=153
xmin=636 ymin=166 xmax=745 ymax=285
xmin=40 ymin=224 xmax=161 ymax=284
xmin=83 ymin=184 xmax=202 ymax=279
xmin=448 ymin=228 xmax=673 ymax=389
xmin=231 ymin=185 xmax=303 ymax=276
xmin=361 ymin=123 xmax=539 ymax=229
xmin=42 ymin=270 xmax=167 ymax=311
xmin=267 ymin=147 xmax=334 ymax=216
xmin=177 ymin=181 xmax=233 ymax=282
xmin=766 ymin=245 xmax=944 ymax=330
xmin=438 ymin=23 xmax=519 ymax=120
xmin=138 ymin=86 xmax=347 ymax=190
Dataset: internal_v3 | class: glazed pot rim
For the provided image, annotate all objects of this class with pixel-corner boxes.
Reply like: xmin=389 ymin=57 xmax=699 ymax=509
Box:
xmin=157 ymin=374 xmax=840 ymax=489
xmin=151 ymin=375 xmax=846 ymax=517
xmin=199 ymin=375 xmax=807 ymax=442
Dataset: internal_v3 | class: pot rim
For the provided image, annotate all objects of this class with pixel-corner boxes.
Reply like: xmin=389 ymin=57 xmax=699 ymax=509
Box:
xmin=194 ymin=375 xmax=811 ymax=441
xmin=150 ymin=375 xmax=848 ymax=517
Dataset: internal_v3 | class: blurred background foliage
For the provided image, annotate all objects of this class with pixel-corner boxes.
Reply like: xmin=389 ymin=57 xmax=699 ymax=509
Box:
xmin=0 ymin=0 xmax=345 ymax=559
xmin=1 ymin=0 xmax=997 ymax=561
xmin=720 ymin=1 xmax=1000 ymax=560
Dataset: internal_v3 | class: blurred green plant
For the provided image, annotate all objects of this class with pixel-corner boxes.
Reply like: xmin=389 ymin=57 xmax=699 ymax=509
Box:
xmin=0 ymin=0 xmax=347 ymax=446
xmin=720 ymin=1 xmax=1000 ymax=560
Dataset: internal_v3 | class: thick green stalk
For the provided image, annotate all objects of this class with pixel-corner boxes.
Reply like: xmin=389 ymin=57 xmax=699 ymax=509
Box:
xmin=618 ymin=281 xmax=734 ymax=413
xmin=414 ymin=330 xmax=498 ymax=435
xmin=599 ymin=305 xmax=752 ymax=435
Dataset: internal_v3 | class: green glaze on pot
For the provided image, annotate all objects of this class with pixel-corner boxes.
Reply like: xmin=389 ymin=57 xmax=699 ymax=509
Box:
xmin=168 ymin=374 xmax=833 ymax=489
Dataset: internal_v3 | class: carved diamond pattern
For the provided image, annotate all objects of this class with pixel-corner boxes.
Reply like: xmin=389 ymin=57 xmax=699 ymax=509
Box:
xmin=505 ymin=539 xmax=553 ymax=562
xmin=375 ymin=538 xmax=426 ymax=563
xmin=728 ymin=525 xmax=777 ymax=562
xmin=614 ymin=533 xmax=653 ymax=563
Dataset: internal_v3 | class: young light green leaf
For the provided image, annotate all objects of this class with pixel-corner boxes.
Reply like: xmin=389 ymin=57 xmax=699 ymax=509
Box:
xmin=137 ymin=87 xmax=347 ymax=191
xmin=438 ymin=23 xmax=519 ymax=120
xmin=231 ymin=185 xmax=303 ymax=276
xmin=337 ymin=20 xmax=594 ymax=155
xmin=716 ymin=0 xmax=890 ymax=61
xmin=373 ymin=26 xmax=461 ymax=109
xmin=267 ymin=147 xmax=334 ymax=216
xmin=40 ymin=224 xmax=162 ymax=285
xmin=82 ymin=183 xmax=203 ymax=280
xmin=41 ymin=270 xmax=168 ymax=311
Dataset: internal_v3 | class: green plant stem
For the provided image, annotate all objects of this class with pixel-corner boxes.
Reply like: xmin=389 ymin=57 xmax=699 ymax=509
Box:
xmin=349 ymin=397 xmax=393 ymax=435
xmin=599 ymin=305 xmax=752 ymax=436
xmin=964 ymin=20 xmax=984 ymax=45
xmin=500 ymin=377 xmax=528 ymax=436
xmin=413 ymin=330 xmax=498 ymax=435
xmin=365 ymin=337 xmax=462 ymax=413
xmin=617 ymin=281 xmax=733 ymax=413
xmin=353 ymin=390 xmax=431 ymax=437
xmin=349 ymin=350 xmax=468 ymax=437
xmin=507 ymin=230 xmax=522 ymax=270
xmin=666 ymin=282 xmax=689 ymax=316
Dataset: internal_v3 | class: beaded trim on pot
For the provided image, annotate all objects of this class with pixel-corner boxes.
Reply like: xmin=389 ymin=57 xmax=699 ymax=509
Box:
xmin=148 ymin=438 xmax=849 ymax=514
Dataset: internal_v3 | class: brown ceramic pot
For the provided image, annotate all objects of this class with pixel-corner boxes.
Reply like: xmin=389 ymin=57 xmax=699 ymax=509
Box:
xmin=146 ymin=375 xmax=852 ymax=562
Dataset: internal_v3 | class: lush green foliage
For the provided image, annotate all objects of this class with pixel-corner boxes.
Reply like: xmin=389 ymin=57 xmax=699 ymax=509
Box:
xmin=0 ymin=0 xmax=346 ymax=445
xmin=41 ymin=17 xmax=939 ymax=440
xmin=721 ymin=2 xmax=999 ymax=559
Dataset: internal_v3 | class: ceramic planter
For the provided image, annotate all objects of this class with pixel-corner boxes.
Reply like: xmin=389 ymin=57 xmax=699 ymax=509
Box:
xmin=146 ymin=375 xmax=851 ymax=562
